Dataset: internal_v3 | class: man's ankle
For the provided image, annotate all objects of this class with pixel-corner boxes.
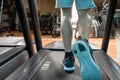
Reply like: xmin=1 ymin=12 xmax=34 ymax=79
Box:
xmin=65 ymin=51 xmax=74 ymax=58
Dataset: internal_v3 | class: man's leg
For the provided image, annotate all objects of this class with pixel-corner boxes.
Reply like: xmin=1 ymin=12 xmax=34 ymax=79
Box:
xmin=61 ymin=8 xmax=75 ymax=72
xmin=73 ymin=9 xmax=101 ymax=80
xmin=55 ymin=0 xmax=75 ymax=72
xmin=76 ymin=9 xmax=91 ymax=39
xmin=61 ymin=8 xmax=72 ymax=52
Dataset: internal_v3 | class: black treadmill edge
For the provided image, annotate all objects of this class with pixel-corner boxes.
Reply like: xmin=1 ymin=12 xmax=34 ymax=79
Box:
xmin=0 ymin=46 xmax=26 ymax=66
xmin=5 ymin=49 xmax=50 ymax=80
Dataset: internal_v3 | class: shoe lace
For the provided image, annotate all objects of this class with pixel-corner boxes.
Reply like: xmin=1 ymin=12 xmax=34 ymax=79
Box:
xmin=65 ymin=56 xmax=75 ymax=62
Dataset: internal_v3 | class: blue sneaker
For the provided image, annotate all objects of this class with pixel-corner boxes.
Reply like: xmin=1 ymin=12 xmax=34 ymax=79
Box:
xmin=72 ymin=38 xmax=101 ymax=80
xmin=63 ymin=52 xmax=75 ymax=73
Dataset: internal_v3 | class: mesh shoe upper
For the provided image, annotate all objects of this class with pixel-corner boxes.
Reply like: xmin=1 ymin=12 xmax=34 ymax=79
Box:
xmin=63 ymin=55 xmax=75 ymax=68
xmin=63 ymin=52 xmax=75 ymax=72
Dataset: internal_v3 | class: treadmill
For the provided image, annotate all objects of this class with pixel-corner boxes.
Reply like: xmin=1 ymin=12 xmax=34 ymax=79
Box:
xmin=0 ymin=9 xmax=29 ymax=80
xmin=0 ymin=46 xmax=29 ymax=80
xmin=5 ymin=0 xmax=120 ymax=80
xmin=0 ymin=37 xmax=25 ymax=47
xmin=0 ymin=35 xmax=30 ymax=80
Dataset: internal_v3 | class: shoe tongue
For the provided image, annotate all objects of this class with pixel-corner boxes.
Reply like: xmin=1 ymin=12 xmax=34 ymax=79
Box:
xmin=65 ymin=52 xmax=74 ymax=58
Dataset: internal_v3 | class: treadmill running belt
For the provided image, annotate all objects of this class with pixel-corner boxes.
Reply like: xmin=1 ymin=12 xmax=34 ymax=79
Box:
xmin=0 ymin=37 xmax=25 ymax=46
xmin=0 ymin=47 xmax=13 ymax=55
xmin=6 ymin=50 xmax=111 ymax=80
xmin=31 ymin=51 xmax=109 ymax=80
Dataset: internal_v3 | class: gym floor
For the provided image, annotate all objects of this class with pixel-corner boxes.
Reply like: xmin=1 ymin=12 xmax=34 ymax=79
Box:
xmin=1 ymin=30 xmax=120 ymax=65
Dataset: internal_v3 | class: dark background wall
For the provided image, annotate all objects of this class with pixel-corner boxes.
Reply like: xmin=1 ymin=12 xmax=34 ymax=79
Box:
xmin=2 ymin=0 xmax=119 ymax=15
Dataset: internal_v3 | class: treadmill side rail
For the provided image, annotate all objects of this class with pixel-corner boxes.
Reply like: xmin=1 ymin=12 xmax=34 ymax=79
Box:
xmin=5 ymin=49 xmax=51 ymax=80
xmin=0 ymin=46 xmax=26 ymax=66
xmin=93 ymin=50 xmax=120 ymax=80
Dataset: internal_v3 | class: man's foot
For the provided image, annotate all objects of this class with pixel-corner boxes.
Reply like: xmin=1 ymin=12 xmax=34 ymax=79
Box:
xmin=72 ymin=38 xmax=101 ymax=80
xmin=63 ymin=52 xmax=75 ymax=73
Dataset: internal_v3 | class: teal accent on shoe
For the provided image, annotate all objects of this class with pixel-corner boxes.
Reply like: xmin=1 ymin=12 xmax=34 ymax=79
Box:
xmin=64 ymin=65 xmax=75 ymax=71
xmin=72 ymin=40 xmax=101 ymax=80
